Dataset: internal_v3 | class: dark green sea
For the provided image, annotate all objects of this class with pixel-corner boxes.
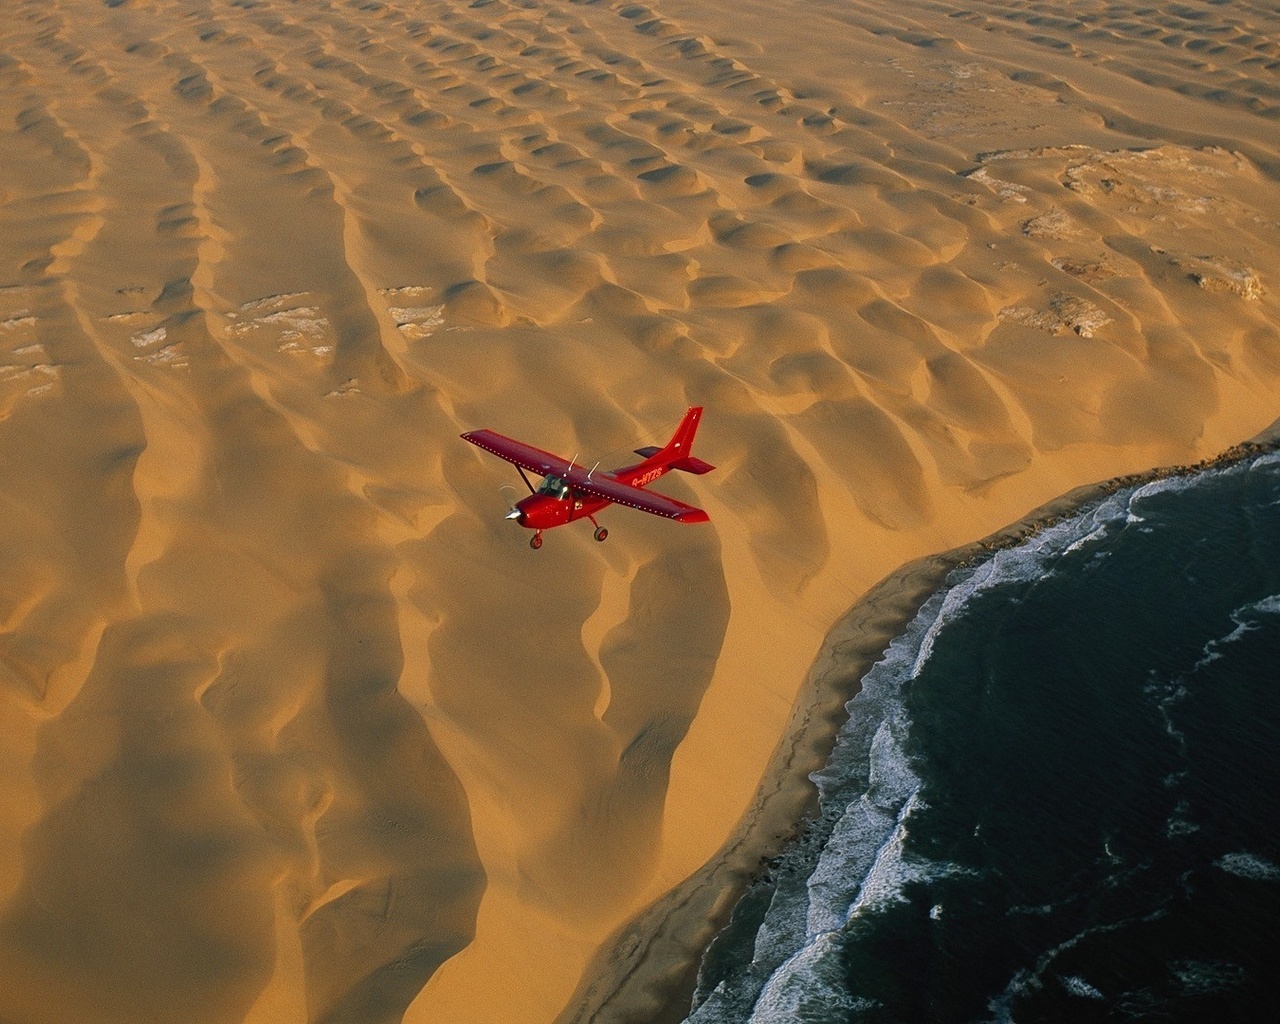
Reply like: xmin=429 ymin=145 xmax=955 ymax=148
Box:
xmin=687 ymin=450 xmax=1280 ymax=1024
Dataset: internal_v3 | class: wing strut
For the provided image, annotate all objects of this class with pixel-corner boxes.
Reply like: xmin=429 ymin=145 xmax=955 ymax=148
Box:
xmin=516 ymin=465 xmax=536 ymax=494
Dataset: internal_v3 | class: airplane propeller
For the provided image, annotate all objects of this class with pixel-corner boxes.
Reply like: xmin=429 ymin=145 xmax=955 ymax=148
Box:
xmin=498 ymin=482 xmax=523 ymax=521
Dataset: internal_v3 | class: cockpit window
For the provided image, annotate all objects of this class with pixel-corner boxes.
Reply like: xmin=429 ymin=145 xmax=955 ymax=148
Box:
xmin=537 ymin=475 xmax=570 ymax=499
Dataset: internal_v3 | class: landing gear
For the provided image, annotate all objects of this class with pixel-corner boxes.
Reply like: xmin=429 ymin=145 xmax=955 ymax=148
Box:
xmin=530 ymin=532 xmax=543 ymax=550
xmin=594 ymin=526 xmax=608 ymax=542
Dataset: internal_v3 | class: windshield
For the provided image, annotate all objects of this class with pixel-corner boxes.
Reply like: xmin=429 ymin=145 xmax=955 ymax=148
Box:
xmin=537 ymin=475 xmax=570 ymax=499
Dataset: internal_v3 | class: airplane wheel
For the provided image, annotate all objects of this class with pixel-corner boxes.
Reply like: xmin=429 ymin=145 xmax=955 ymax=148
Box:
xmin=594 ymin=527 xmax=608 ymax=542
xmin=530 ymin=534 xmax=543 ymax=550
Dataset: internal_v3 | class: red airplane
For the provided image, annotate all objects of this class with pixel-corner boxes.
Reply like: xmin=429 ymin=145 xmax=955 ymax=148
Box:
xmin=462 ymin=407 xmax=713 ymax=548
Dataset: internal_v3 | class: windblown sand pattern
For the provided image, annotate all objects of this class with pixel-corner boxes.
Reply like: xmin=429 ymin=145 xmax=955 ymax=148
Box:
xmin=2 ymin=1 xmax=1279 ymax=1022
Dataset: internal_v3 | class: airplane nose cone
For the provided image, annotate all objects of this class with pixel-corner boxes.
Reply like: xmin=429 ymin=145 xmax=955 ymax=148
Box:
xmin=505 ymin=508 xmax=523 ymax=522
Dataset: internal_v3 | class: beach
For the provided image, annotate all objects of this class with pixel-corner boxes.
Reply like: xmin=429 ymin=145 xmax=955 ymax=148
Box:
xmin=3 ymin=1 xmax=1280 ymax=1023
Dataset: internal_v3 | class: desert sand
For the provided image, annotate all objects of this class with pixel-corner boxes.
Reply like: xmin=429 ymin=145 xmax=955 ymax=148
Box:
xmin=2 ymin=1 xmax=1279 ymax=1022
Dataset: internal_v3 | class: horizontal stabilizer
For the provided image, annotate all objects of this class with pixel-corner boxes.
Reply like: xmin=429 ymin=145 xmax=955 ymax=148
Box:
xmin=668 ymin=455 xmax=715 ymax=475
xmin=633 ymin=445 xmax=662 ymax=459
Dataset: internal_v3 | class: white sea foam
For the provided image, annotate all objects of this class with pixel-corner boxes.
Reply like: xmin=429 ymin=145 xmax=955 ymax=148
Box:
xmin=1216 ymin=851 xmax=1280 ymax=881
xmin=1059 ymin=975 xmax=1104 ymax=999
xmin=910 ymin=490 xmax=1134 ymax=676
xmin=911 ymin=567 xmax=980 ymax=677
xmin=840 ymin=793 xmax=940 ymax=921
xmin=1063 ymin=524 xmax=1108 ymax=554
xmin=748 ymin=882 xmax=811 ymax=979
xmin=808 ymin=790 xmax=928 ymax=936
xmin=1124 ymin=474 xmax=1196 ymax=524
xmin=1254 ymin=594 xmax=1280 ymax=615
xmin=986 ymin=908 xmax=1167 ymax=1023
xmin=744 ymin=931 xmax=863 ymax=1024
xmin=986 ymin=968 xmax=1034 ymax=1024
xmin=1171 ymin=958 xmax=1245 ymax=995
xmin=756 ymin=610 xmax=975 ymax=1016
xmin=1144 ymin=676 xmax=1189 ymax=748
xmin=866 ymin=712 xmax=920 ymax=807
xmin=1194 ymin=592 xmax=1280 ymax=669
xmin=805 ymin=797 xmax=898 ymax=936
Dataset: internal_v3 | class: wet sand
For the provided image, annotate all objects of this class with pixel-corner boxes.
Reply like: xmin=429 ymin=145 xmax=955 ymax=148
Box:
xmin=3 ymin=1 xmax=1280 ymax=1023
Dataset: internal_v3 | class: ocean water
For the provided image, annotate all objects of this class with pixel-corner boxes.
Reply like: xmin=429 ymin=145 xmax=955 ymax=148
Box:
xmin=688 ymin=451 xmax=1280 ymax=1024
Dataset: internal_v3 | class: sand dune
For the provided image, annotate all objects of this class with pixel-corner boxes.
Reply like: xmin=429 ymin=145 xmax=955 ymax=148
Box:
xmin=2 ymin=1 xmax=1280 ymax=1022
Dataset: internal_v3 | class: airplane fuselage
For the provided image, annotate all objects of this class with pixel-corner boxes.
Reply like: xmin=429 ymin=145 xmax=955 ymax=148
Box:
xmin=510 ymin=457 xmax=671 ymax=531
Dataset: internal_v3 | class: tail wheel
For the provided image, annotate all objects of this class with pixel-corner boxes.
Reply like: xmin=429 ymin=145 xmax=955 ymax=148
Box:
xmin=530 ymin=533 xmax=543 ymax=550
xmin=593 ymin=527 xmax=608 ymax=542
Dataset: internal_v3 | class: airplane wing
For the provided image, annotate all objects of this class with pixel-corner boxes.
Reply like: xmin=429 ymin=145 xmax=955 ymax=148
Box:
xmin=566 ymin=467 xmax=709 ymax=523
xmin=461 ymin=429 xmax=575 ymax=479
xmin=462 ymin=428 xmax=709 ymax=523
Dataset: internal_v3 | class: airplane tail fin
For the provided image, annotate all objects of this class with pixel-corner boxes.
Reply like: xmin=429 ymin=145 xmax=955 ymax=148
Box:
xmin=633 ymin=407 xmax=714 ymax=474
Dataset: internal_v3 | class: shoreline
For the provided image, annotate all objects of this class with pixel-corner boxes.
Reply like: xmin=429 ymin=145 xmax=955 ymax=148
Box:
xmin=558 ymin=418 xmax=1280 ymax=1024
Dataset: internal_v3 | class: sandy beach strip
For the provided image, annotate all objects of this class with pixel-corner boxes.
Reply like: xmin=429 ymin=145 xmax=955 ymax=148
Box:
xmin=560 ymin=417 xmax=1280 ymax=1024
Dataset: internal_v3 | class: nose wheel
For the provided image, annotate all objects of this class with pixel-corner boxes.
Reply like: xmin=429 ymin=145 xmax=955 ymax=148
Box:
xmin=593 ymin=526 xmax=608 ymax=542
xmin=530 ymin=532 xmax=543 ymax=550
